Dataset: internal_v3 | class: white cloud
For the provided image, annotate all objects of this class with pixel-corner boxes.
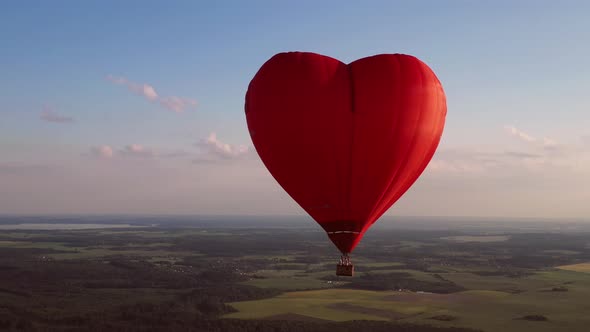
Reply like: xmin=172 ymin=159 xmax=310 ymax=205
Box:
xmin=427 ymin=126 xmax=590 ymax=176
xmin=543 ymin=137 xmax=557 ymax=148
xmin=504 ymin=125 xmax=535 ymax=142
xmin=504 ymin=125 xmax=559 ymax=151
xmin=89 ymin=144 xmax=155 ymax=159
xmin=4 ymin=128 xmax=589 ymax=218
xmin=107 ymin=75 xmax=159 ymax=102
xmin=195 ymin=133 xmax=250 ymax=162
xmin=40 ymin=105 xmax=74 ymax=123
xmin=87 ymin=136 xmax=250 ymax=163
xmin=136 ymin=84 xmax=159 ymax=102
xmin=106 ymin=75 xmax=196 ymax=113
xmin=106 ymin=75 xmax=126 ymax=85
xmin=159 ymin=96 xmax=197 ymax=113
xmin=427 ymin=149 xmax=503 ymax=175
xmin=88 ymin=144 xmax=193 ymax=161
xmin=119 ymin=144 xmax=154 ymax=158
xmin=90 ymin=145 xmax=114 ymax=159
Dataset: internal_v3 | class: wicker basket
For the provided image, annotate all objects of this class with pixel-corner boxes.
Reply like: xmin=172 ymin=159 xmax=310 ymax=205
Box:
xmin=336 ymin=264 xmax=354 ymax=276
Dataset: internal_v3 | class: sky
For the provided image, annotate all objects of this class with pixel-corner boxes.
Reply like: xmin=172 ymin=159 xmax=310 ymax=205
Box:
xmin=1 ymin=1 xmax=590 ymax=219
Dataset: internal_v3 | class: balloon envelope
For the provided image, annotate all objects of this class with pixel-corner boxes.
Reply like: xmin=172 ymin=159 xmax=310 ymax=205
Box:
xmin=245 ymin=52 xmax=446 ymax=253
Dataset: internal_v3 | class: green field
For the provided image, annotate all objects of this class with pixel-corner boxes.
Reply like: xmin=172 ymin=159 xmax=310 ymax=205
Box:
xmin=227 ymin=269 xmax=590 ymax=332
xmin=441 ymin=235 xmax=511 ymax=243
xmin=557 ymin=263 xmax=590 ymax=273
xmin=243 ymin=276 xmax=334 ymax=290
xmin=0 ymin=239 xmax=194 ymax=260
xmin=2 ymin=220 xmax=590 ymax=332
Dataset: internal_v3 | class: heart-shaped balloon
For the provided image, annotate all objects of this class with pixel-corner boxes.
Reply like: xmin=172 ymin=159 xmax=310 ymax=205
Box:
xmin=245 ymin=52 xmax=446 ymax=254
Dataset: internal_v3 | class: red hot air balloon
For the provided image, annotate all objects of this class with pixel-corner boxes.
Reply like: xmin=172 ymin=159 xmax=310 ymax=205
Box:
xmin=245 ymin=52 xmax=446 ymax=275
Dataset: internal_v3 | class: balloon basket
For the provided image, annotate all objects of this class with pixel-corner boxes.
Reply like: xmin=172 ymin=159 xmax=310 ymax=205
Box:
xmin=336 ymin=254 xmax=354 ymax=276
xmin=336 ymin=263 xmax=354 ymax=276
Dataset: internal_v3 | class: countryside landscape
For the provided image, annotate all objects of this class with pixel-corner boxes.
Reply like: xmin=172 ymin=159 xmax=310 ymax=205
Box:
xmin=1 ymin=215 xmax=589 ymax=331
xmin=3 ymin=2 xmax=590 ymax=332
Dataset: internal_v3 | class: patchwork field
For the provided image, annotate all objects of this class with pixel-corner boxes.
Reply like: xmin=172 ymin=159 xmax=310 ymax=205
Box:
xmin=441 ymin=235 xmax=511 ymax=243
xmin=2 ymin=217 xmax=590 ymax=331
xmin=227 ymin=269 xmax=590 ymax=332
xmin=557 ymin=263 xmax=590 ymax=273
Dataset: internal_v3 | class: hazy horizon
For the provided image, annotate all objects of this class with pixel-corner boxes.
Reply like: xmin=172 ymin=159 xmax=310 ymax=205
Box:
xmin=2 ymin=1 xmax=590 ymax=218
xmin=1 ymin=213 xmax=589 ymax=224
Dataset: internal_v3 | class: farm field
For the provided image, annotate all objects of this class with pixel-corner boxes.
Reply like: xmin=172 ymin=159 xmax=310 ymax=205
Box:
xmin=557 ymin=263 xmax=590 ymax=273
xmin=227 ymin=270 xmax=590 ymax=332
xmin=1 ymin=216 xmax=590 ymax=331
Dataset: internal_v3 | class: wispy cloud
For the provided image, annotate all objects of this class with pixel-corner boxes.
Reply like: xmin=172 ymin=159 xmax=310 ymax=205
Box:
xmin=106 ymin=75 xmax=196 ymax=113
xmin=428 ymin=149 xmax=503 ymax=175
xmin=106 ymin=75 xmax=158 ymax=101
xmin=90 ymin=145 xmax=114 ymax=159
xmin=504 ymin=125 xmax=558 ymax=150
xmin=428 ymin=126 xmax=589 ymax=176
xmin=504 ymin=125 xmax=535 ymax=142
xmin=87 ymin=135 xmax=250 ymax=163
xmin=159 ymin=96 xmax=197 ymax=113
xmin=40 ymin=105 xmax=74 ymax=123
xmin=88 ymin=144 xmax=190 ymax=161
xmin=89 ymin=144 xmax=153 ymax=159
xmin=543 ymin=137 xmax=557 ymax=147
xmin=119 ymin=144 xmax=155 ymax=158
xmin=194 ymin=133 xmax=250 ymax=162
xmin=503 ymin=151 xmax=543 ymax=159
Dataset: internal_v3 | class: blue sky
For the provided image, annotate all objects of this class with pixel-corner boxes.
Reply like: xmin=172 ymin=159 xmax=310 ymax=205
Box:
xmin=1 ymin=1 xmax=589 ymax=218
